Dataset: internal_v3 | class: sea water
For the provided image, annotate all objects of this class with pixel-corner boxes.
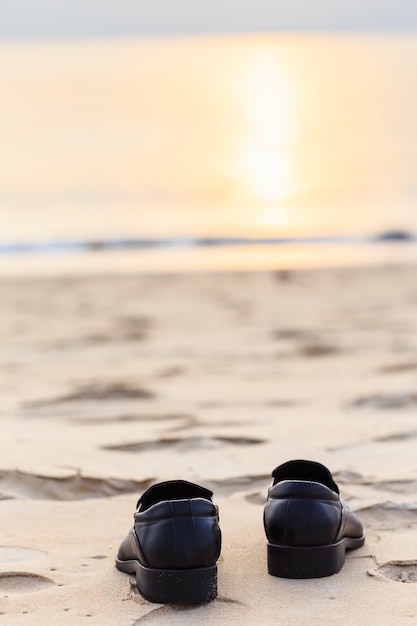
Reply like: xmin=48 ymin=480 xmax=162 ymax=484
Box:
xmin=1 ymin=33 xmax=417 ymax=274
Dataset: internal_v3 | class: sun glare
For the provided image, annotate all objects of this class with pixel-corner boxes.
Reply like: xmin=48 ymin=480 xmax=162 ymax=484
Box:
xmin=243 ymin=147 xmax=292 ymax=203
xmin=235 ymin=48 xmax=296 ymax=212
xmin=258 ymin=206 xmax=292 ymax=229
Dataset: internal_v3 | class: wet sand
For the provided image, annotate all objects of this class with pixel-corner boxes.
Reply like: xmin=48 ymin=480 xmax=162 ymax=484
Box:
xmin=1 ymin=264 xmax=417 ymax=624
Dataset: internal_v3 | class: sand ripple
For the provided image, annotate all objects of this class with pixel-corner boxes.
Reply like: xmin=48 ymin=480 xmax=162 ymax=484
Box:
xmin=0 ymin=572 xmax=54 ymax=594
xmin=0 ymin=470 xmax=152 ymax=500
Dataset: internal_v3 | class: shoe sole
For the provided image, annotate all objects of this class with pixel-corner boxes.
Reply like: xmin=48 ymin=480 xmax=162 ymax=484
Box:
xmin=115 ymin=557 xmax=218 ymax=603
xmin=267 ymin=535 xmax=365 ymax=578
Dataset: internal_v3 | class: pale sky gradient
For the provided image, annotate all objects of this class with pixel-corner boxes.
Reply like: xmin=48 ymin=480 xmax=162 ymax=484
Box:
xmin=1 ymin=0 xmax=417 ymax=39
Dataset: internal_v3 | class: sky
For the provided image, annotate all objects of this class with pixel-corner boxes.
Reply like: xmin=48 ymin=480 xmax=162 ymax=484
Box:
xmin=1 ymin=0 xmax=417 ymax=39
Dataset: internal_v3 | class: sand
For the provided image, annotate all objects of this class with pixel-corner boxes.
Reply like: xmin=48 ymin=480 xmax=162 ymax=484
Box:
xmin=1 ymin=263 xmax=417 ymax=624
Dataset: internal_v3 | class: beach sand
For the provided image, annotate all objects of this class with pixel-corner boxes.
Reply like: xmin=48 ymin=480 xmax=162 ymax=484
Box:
xmin=1 ymin=263 xmax=417 ymax=624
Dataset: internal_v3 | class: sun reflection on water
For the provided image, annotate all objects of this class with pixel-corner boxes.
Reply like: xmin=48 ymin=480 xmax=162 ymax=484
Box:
xmin=233 ymin=48 xmax=296 ymax=231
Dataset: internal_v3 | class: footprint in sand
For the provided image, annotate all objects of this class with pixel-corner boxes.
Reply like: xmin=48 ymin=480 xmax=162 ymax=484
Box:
xmin=298 ymin=342 xmax=339 ymax=357
xmin=332 ymin=471 xmax=417 ymax=496
xmin=114 ymin=314 xmax=153 ymax=341
xmin=130 ymin=596 xmax=242 ymax=623
xmin=374 ymin=430 xmax=417 ymax=443
xmin=0 ymin=547 xmax=45 ymax=564
xmin=0 ymin=470 xmax=153 ymax=500
xmin=22 ymin=381 xmax=155 ymax=410
xmin=69 ymin=412 xmax=192 ymax=425
xmin=379 ymin=361 xmax=417 ymax=374
xmin=370 ymin=479 xmax=417 ymax=494
xmin=204 ymin=475 xmax=269 ymax=499
xmin=244 ymin=492 xmax=267 ymax=505
xmin=167 ymin=418 xmax=254 ymax=433
xmin=330 ymin=429 xmax=417 ymax=451
xmin=156 ymin=365 xmax=185 ymax=379
xmin=272 ymin=328 xmax=339 ymax=358
xmin=272 ymin=269 xmax=293 ymax=282
xmin=351 ymin=392 xmax=417 ymax=410
xmin=103 ymin=435 xmax=264 ymax=454
xmin=356 ymin=502 xmax=417 ymax=531
xmin=333 ymin=470 xmax=365 ymax=485
xmin=0 ymin=572 xmax=54 ymax=594
xmin=272 ymin=328 xmax=310 ymax=340
xmin=374 ymin=561 xmax=417 ymax=583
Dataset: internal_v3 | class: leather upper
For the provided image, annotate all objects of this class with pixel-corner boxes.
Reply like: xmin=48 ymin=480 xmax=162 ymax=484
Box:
xmin=264 ymin=460 xmax=364 ymax=547
xmin=118 ymin=480 xmax=221 ymax=570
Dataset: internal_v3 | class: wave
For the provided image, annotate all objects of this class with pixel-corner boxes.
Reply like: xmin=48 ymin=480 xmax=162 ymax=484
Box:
xmin=0 ymin=231 xmax=415 ymax=255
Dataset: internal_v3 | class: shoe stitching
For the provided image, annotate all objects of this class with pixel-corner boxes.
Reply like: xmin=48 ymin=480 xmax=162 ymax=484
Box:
xmin=169 ymin=501 xmax=175 ymax=569
xmin=335 ymin=500 xmax=347 ymax=542
xmin=282 ymin=482 xmax=292 ymax=545
xmin=189 ymin=499 xmax=203 ymax=564
xmin=306 ymin=482 xmax=312 ymax=546
xmin=132 ymin=528 xmax=151 ymax=568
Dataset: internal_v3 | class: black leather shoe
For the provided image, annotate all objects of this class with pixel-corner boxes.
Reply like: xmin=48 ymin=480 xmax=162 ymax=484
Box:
xmin=264 ymin=460 xmax=365 ymax=578
xmin=116 ymin=480 xmax=221 ymax=603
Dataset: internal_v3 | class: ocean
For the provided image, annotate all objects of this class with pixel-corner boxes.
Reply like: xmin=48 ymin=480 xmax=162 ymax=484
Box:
xmin=1 ymin=33 xmax=417 ymax=274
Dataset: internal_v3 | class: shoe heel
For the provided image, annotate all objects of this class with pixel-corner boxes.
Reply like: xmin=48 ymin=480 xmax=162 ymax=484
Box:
xmin=267 ymin=541 xmax=345 ymax=579
xmin=137 ymin=563 xmax=218 ymax=604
